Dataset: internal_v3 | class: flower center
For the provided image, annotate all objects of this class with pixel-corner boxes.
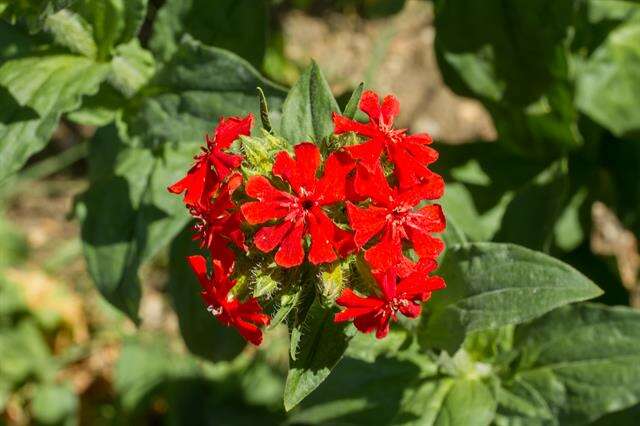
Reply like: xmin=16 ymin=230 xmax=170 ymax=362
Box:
xmin=301 ymin=199 xmax=315 ymax=210
xmin=389 ymin=297 xmax=410 ymax=312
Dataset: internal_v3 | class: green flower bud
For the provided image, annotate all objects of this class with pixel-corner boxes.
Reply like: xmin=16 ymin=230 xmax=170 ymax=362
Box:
xmin=251 ymin=262 xmax=283 ymax=299
xmin=240 ymin=130 xmax=288 ymax=176
xmin=317 ymin=261 xmax=350 ymax=305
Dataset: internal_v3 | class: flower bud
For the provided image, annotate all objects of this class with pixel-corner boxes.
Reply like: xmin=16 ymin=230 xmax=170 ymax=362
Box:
xmin=240 ymin=131 xmax=288 ymax=176
xmin=317 ymin=261 xmax=349 ymax=306
xmin=251 ymin=262 xmax=282 ymax=299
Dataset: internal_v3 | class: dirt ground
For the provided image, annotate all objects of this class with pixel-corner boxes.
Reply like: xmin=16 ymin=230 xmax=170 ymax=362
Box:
xmin=283 ymin=0 xmax=496 ymax=142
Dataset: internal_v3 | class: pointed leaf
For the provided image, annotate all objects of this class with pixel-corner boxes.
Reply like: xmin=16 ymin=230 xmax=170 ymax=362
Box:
xmin=284 ymin=297 xmax=354 ymax=411
xmin=510 ymin=303 xmax=640 ymax=424
xmin=419 ymin=243 xmax=603 ymax=353
xmin=280 ymin=61 xmax=339 ymax=145
xmin=343 ymin=82 xmax=364 ymax=119
xmin=78 ymin=125 xmax=192 ymax=320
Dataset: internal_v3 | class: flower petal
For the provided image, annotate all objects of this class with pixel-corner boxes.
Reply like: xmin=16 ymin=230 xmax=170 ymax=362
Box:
xmin=308 ymin=209 xmax=339 ymax=265
xmin=212 ymin=114 xmax=253 ymax=149
xmin=332 ymin=113 xmax=380 ymax=139
xmin=233 ymin=319 xmax=263 ymax=346
xmin=353 ymin=163 xmax=392 ymax=205
xmin=358 ymin=90 xmax=382 ymax=124
xmin=314 ymin=151 xmax=354 ymax=205
xmin=380 ymin=94 xmax=400 ymax=127
xmin=244 ymin=175 xmax=291 ymax=202
xmin=411 ymin=204 xmax=446 ymax=233
xmin=365 ymin=231 xmax=414 ymax=275
xmin=274 ymin=219 xmax=305 ymax=268
xmin=398 ymin=302 xmax=422 ymax=319
xmin=210 ymin=150 xmax=243 ymax=179
xmin=346 ymin=202 xmax=387 ymax=248
xmin=254 ymin=220 xmax=293 ymax=253
xmin=187 ymin=255 xmax=208 ymax=288
xmin=293 ymin=143 xmax=321 ymax=191
xmin=241 ymin=201 xmax=290 ymax=224
xmin=168 ymin=159 xmax=214 ymax=207
xmin=408 ymin=228 xmax=445 ymax=259
xmin=344 ymin=138 xmax=385 ymax=172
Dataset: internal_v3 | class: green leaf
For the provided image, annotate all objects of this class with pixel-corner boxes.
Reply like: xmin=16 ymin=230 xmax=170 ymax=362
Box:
xmin=280 ymin=61 xmax=339 ymax=145
xmin=576 ymin=20 xmax=640 ymax=137
xmin=433 ymin=142 xmax=562 ymax=245
xmin=0 ymin=4 xmax=151 ymax=182
xmin=494 ymin=378 xmax=554 ymax=425
xmin=342 ymin=82 xmax=364 ymax=119
xmin=31 ymin=382 xmax=78 ymax=426
xmin=432 ymin=379 xmax=496 ymax=426
xmin=0 ymin=0 xmax=75 ymax=32
xmin=0 ymin=319 xmax=51 ymax=386
xmin=418 ymin=243 xmax=603 ymax=353
xmin=72 ymin=0 xmax=148 ymax=59
xmin=434 ymin=0 xmax=580 ymax=156
xmin=494 ymin=160 xmax=569 ymax=250
xmin=44 ymin=8 xmax=96 ymax=57
xmin=122 ymin=36 xmax=286 ymax=148
xmin=284 ymin=297 xmax=354 ymax=411
xmin=78 ymin=125 xmax=192 ymax=320
xmin=114 ymin=338 xmax=200 ymax=412
xmin=510 ymin=303 xmax=640 ymax=424
xmin=0 ymin=50 xmax=108 ymax=183
xmin=149 ymin=0 xmax=267 ymax=67
xmin=290 ymin=355 xmax=425 ymax=425
xmin=293 ymin=350 xmax=497 ymax=426
xmin=167 ymin=228 xmax=246 ymax=362
xmin=66 ymin=82 xmax=125 ymax=126
xmin=108 ymin=39 xmax=155 ymax=98
xmin=79 ymin=38 xmax=285 ymax=320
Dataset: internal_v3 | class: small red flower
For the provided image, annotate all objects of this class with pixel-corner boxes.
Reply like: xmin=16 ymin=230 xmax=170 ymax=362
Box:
xmin=189 ymin=173 xmax=247 ymax=271
xmin=188 ymin=255 xmax=270 ymax=345
xmin=334 ymin=259 xmax=445 ymax=338
xmin=347 ymin=163 xmax=445 ymax=275
xmin=169 ymin=114 xmax=253 ymax=207
xmin=241 ymin=143 xmax=355 ymax=268
xmin=333 ymin=90 xmax=438 ymax=189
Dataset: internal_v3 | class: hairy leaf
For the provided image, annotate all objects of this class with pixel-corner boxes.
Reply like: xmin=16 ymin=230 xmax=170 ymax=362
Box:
xmin=510 ymin=303 xmax=640 ymax=425
xmin=419 ymin=243 xmax=603 ymax=353
xmin=280 ymin=61 xmax=339 ymax=145
xmin=284 ymin=297 xmax=354 ymax=411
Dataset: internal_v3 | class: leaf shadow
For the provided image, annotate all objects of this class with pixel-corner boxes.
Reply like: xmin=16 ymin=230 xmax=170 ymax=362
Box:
xmin=289 ymin=356 xmax=422 ymax=425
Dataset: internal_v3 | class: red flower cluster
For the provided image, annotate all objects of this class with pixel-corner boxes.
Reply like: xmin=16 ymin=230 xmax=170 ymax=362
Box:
xmin=169 ymin=114 xmax=269 ymax=343
xmin=169 ymin=90 xmax=446 ymax=344
xmin=241 ymin=143 xmax=355 ymax=267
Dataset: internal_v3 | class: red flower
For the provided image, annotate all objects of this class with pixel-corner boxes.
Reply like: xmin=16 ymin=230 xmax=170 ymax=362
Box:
xmin=333 ymin=91 xmax=438 ymax=189
xmin=189 ymin=173 xmax=247 ymax=271
xmin=188 ymin=255 xmax=270 ymax=345
xmin=334 ymin=259 xmax=445 ymax=338
xmin=241 ymin=143 xmax=355 ymax=268
xmin=169 ymin=114 xmax=253 ymax=207
xmin=347 ymin=163 xmax=445 ymax=275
